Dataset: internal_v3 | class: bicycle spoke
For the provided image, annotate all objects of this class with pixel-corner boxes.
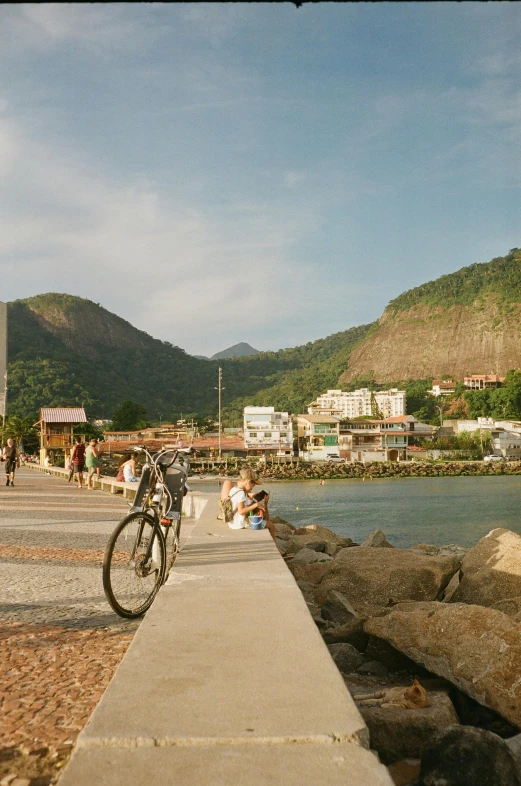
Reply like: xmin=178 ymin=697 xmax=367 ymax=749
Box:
xmin=103 ymin=513 xmax=165 ymax=618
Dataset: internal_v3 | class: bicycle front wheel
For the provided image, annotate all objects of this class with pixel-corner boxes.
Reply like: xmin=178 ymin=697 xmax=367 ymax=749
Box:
xmin=103 ymin=512 xmax=166 ymax=618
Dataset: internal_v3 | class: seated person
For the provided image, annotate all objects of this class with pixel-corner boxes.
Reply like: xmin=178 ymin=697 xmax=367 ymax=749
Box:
xmin=228 ymin=468 xmax=278 ymax=545
xmin=121 ymin=454 xmax=139 ymax=482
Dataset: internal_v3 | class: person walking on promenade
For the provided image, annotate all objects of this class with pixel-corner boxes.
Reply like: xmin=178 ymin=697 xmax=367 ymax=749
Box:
xmin=86 ymin=438 xmax=101 ymax=489
xmin=66 ymin=447 xmax=74 ymax=482
xmin=70 ymin=436 xmax=86 ymax=489
xmin=4 ymin=438 xmax=19 ymax=487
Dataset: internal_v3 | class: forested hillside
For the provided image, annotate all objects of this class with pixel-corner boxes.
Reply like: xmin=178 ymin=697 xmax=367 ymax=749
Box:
xmin=6 ymin=294 xmax=373 ymax=422
xmin=340 ymin=248 xmax=521 ymax=385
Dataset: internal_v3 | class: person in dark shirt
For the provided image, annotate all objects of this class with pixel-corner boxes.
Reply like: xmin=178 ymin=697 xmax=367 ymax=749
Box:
xmin=70 ymin=436 xmax=86 ymax=489
xmin=4 ymin=439 xmax=18 ymax=487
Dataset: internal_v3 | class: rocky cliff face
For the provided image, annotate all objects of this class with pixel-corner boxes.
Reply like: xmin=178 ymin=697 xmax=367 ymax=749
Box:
xmin=339 ymin=298 xmax=521 ymax=384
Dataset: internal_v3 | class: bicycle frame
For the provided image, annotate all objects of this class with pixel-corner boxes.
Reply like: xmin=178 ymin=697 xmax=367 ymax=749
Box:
xmin=127 ymin=446 xmax=192 ymax=574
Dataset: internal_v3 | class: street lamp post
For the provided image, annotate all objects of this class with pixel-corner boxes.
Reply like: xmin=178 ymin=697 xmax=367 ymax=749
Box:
xmin=436 ymin=404 xmax=444 ymax=429
xmin=214 ymin=367 xmax=225 ymax=460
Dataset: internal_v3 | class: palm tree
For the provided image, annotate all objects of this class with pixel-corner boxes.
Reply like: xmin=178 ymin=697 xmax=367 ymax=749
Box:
xmin=1 ymin=415 xmax=38 ymax=452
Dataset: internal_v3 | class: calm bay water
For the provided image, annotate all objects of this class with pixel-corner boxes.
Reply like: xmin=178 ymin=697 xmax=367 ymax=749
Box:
xmin=194 ymin=475 xmax=521 ymax=548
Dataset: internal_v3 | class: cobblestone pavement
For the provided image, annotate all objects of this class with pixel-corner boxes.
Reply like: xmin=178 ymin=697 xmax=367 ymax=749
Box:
xmin=0 ymin=468 xmax=140 ymax=784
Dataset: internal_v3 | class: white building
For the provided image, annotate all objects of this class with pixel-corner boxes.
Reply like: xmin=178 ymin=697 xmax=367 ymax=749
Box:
xmin=243 ymin=407 xmax=293 ymax=454
xmin=490 ymin=429 xmax=521 ymax=459
xmin=431 ymin=379 xmax=456 ymax=397
xmin=307 ymin=388 xmax=406 ymax=419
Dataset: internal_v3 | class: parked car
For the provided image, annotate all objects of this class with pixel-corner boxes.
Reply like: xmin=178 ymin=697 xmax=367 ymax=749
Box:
xmin=483 ymin=454 xmax=504 ymax=462
xmin=327 ymin=455 xmax=346 ymax=463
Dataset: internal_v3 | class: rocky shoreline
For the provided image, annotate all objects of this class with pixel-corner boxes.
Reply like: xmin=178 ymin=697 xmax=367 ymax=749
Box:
xmin=274 ymin=519 xmax=521 ymax=786
xmin=98 ymin=456 xmax=521 ymax=483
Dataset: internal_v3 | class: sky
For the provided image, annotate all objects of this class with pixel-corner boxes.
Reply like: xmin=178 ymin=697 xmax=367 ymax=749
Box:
xmin=1 ymin=3 xmax=520 ymax=357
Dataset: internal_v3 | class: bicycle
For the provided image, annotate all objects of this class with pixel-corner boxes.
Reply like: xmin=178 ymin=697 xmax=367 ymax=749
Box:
xmin=103 ymin=445 xmax=193 ymax=618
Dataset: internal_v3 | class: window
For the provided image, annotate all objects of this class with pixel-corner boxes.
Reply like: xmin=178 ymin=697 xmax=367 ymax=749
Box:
xmin=250 ymin=432 xmax=257 ymax=438
xmin=264 ymin=432 xmax=272 ymax=438
xmin=280 ymin=432 xmax=287 ymax=438
xmin=314 ymin=424 xmax=333 ymax=434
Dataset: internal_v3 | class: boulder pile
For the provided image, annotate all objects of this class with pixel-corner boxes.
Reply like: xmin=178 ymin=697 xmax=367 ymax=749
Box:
xmin=275 ymin=520 xmax=521 ymax=784
xmin=192 ymin=459 xmax=521 ymax=481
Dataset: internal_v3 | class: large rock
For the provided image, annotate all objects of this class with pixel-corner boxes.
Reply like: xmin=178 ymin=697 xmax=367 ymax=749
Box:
xmin=315 ymin=548 xmax=460 ymax=617
xmin=286 ymin=559 xmax=332 ymax=586
xmin=321 ymin=590 xmax=358 ymax=625
xmin=293 ymin=524 xmax=347 ymax=545
xmin=451 ymin=528 xmax=521 ymax=607
xmin=291 ymin=548 xmax=332 ymax=564
xmin=327 ymin=642 xmax=364 ymax=673
xmin=272 ymin=516 xmax=296 ymax=538
xmin=418 ymin=725 xmax=521 ymax=786
xmin=506 ymin=733 xmax=521 ymax=770
xmin=492 ymin=596 xmax=521 ymax=622
xmin=321 ymin=618 xmax=368 ymax=651
xmin=362 ymin=529 xmax=394 ymax=548
xmin=365 ymin=601 xmax=521 ymax=728
xmin=356 ymin=691 xmax=459 ymax=765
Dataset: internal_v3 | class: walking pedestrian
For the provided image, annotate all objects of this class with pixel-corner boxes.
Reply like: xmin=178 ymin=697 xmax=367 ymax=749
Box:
xmin=70 ymin=436 xmax=86 ymax=489
xmin=86 ymin=438 xmax=100 ymax=489
xmin=4 ymin=438 xmax=19 ymax=487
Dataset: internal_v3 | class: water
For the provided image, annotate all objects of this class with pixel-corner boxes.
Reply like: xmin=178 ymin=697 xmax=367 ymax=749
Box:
xmin=193 ymin=475 xmax=521 ymax=548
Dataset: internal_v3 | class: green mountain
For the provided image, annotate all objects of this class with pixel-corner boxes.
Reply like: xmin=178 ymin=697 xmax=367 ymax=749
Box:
xmin=6 ymin=293 xmax=373 ymax=422
xmin=339 ymin=248 xmax=521 ymax=385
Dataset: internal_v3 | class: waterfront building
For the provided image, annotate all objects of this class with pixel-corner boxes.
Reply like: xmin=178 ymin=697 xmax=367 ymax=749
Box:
xmin=338 ymin=418 xmax=408 ymax=462
xmin=296 ymin=415 xmax=340 ymax=461
xmin=243 ymin=406 xmax=293 ymax=456
xmin=490 ymin=428 xmax=521 ymax=459
xmin=464 ymin=374 xmax=504 ymax=390
xmin=307 ymin=388 xmax=406 ymax=419
xmin=431 ymin=379 xmax=456 ymax=397
xmin=338 ymin=415 xmax=435 ymax=463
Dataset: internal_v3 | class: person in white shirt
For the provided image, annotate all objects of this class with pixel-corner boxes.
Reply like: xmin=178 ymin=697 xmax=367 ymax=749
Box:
xmin=228 ymin=468 xmax=278 ymax=546
xmin=122 ymin=455 xmax=139 ymax=482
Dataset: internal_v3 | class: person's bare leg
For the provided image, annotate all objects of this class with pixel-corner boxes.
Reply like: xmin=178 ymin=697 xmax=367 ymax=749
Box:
xmin=220 ymin=479 xmax=233 ymax=501
xmin=77 ymin=470 xmax=83 ymax=489
xmin=217 ymin=479 xmax=234 ymax=519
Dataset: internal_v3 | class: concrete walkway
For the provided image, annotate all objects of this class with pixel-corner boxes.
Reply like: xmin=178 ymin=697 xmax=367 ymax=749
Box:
xmin=59 ymin=493 xmax=393 ymax=785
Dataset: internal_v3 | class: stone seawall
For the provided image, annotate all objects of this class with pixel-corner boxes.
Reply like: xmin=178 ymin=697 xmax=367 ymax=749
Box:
xmin=192 ymin=460 xmax=521 ymax=482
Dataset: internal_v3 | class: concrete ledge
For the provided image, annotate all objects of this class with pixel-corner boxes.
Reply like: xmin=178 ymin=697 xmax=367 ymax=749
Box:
xmin=59 ymin=741 xmax=393 ymax=785
xmin=24 ymin=464 xmax=206 ymax=518
xmin=59 ymin=493 xmax=392 ymax=785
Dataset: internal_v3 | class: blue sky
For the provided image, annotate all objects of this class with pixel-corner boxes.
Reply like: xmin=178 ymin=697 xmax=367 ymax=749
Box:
xmin=1 ymin=3 xmax=520 ymax=356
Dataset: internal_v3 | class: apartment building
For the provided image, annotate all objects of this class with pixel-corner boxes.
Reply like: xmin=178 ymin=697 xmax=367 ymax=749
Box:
xmin=243 ymin=407 xmax=293 ymax=455
xmin=490 ymin=428 xmax=521 ymax=459
xmin=295 ymin=415 xmax=340 ymax=461
xmin=307 ymin=388 xmax=406 ymax=419
xmin=338 ymin=418 xmax=410 ymax=462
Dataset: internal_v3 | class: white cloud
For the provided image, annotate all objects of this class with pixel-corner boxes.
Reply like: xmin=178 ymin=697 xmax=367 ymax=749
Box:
xmin=0 ymin=115 xmax=322 ymax=354
xmin=0 ymin=5 xmax=166 ymax=57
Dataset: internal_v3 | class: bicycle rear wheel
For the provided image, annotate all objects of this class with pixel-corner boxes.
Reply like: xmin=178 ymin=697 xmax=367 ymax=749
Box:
xmin=103 ymin=512 xmax=166 ymax=618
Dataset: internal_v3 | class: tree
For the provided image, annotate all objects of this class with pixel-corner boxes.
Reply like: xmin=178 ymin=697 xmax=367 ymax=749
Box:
xmin=1 ymin=415 xmax=39 ymax=453
xmin=111 ymin=401 xmax=148 ymax=431
xmin=73 ymin=421 xmax=104 ymax=441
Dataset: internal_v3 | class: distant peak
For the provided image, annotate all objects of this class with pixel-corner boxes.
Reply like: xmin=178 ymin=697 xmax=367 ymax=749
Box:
xmin=210 ymin=342 xmax=261 ymax=360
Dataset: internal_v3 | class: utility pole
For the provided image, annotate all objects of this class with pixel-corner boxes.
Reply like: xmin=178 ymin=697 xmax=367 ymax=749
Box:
xmin=436 ymin=404 xmax=444 ymax=429
xmin=215 ymin=367 xmax=224 ymax=460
